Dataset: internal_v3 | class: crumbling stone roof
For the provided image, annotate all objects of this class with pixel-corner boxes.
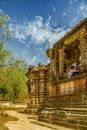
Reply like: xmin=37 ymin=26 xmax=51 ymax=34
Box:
xmin=54 ymin=18 xmax=87 ymax=48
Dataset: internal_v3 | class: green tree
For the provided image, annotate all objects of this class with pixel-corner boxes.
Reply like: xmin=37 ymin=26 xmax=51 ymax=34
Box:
xmin=0 ymin=43 xmax=11 ymax=100
xmin=6 ymin=58 xmax=28 ymax=101
xmin=0 ymin=42 xmax=12 ymax=66
xmin=0 ymin=11 xmax=12 ymax=41
xmin=0 ymin=11 xmax=28 ymax=101
xmin=0 ymin=86 xmax=8 ymax=100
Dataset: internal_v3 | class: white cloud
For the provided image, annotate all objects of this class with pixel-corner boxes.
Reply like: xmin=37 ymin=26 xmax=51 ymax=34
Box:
xmin=6 ymin=0 xmax=87 ymax=66
xmin=77 ymin=3 xmax=87 ymax=17
xmin=26 ymin=44 xmax=30 ymax=48
xmin=31 ymin=55 xmax=37 ymax=64
xmin=62 ymin=12 xmax=66 ymax=16
xmin=69 ymin=0 xmax=73 ymax=5
xmin=69 ymin=0 xmax=77 ymax=5
xmin=68 ymin=1 xmax=87 ymax=27
xmin=69 ymin=17 xmax=78 ymax=26
xmin=10 ymin=15 xmax=67 ymax=47
xmin=51 ymin=4 xmax=56 ymax=13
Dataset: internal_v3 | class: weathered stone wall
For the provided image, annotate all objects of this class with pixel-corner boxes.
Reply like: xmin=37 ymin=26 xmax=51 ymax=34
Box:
xmin=25 ymin=64 xmax=50 ymax=114
xmin=26 ymin=18 xmax=87 ymax=117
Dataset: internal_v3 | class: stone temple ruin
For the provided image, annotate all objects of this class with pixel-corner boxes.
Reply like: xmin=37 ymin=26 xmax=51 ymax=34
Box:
xmin=26 ymin=18 xmax=87 ymax=129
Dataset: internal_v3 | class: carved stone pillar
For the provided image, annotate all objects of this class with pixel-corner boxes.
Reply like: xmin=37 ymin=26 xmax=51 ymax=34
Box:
xmin=35 ymin=71 xmax=39 ymax=107
xmin=53 ymin=50 xmax=59 ymax=81
xmin=46 ymin=48 xmax=57 ymax=99
xmin=79 ymin=37 xmax=87 ymax=71
xmin=30 ymin=73 xmax=36 ymax=110
xmin=75 ymin=48 xmax=80 ymax=70
xmin=46 ymin=48 xmax=57 ymax=83
xmin=45 ymin=64 xmax=50 ymax=97
xmin=58 ymin=47 xmax=64 ymax=74
xmin=39 ymin=69 xmax=45 ymax=104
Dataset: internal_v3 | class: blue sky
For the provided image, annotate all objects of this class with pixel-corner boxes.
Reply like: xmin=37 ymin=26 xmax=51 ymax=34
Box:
xmin=0 ymin=0 xmax=87 ymax=66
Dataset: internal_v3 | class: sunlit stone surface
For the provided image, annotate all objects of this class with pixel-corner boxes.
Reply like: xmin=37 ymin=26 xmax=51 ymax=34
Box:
xmin=26 ymin=18 xmax=87 ymax=129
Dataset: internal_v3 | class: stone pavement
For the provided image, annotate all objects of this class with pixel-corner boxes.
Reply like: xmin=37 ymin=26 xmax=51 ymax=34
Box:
xmin=5 ymin=111 xmax=74 ymax=130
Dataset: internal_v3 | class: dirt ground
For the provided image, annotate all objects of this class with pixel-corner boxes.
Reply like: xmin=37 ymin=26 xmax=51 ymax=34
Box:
xmin=5 ymin=110 xmax=53 ymax=130
xmin=0 ymin=111 xmax=18 ymax=130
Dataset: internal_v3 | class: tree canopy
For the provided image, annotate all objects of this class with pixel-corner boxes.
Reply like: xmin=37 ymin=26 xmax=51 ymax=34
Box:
xmin=0 ymin=11 xmax=12 ymax=41
xmin=0 ymin=11 xmax=28 ymax=101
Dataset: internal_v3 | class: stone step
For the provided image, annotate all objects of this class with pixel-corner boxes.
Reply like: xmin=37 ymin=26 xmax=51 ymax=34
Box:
xmin=65 ymin=118 xmax=87 ymax=126
xmin=39 ymin=114 xmax=87 ymax=126
xmin=39 ymin=102 xmax=87 ymax=129
xmin=45 ymin=99 xmax=87 ymax=105
xmin=66 ymin=112 xmax=87 ymax=117
xmin=39 ymin=109 xmax=87 ymax=130
xmin=52 ymin=110 xmax=87 ymax=121
xmin=62 ymin=108 xmax=87 ymax=111
xmin=44 ymin=107 xmax=58 ymax=110
xmin=52 ymin=120 xmax=87 ymax=130
xmin=63 ymin=111 xmax=87 ymax=116
xmin=31 ymin=120 xmax=74 ymax=130
xmin=38 ymin=117 xmax=50 ymax=123
xmin=39 ymin=116 xmax=87 ymax=130
xmin=70 ymin=104 xmax=87 ymax=108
